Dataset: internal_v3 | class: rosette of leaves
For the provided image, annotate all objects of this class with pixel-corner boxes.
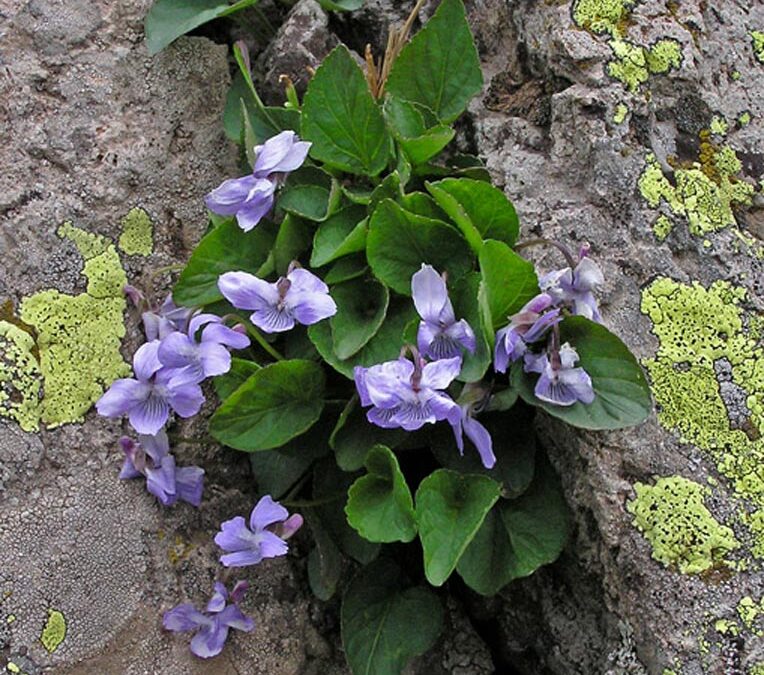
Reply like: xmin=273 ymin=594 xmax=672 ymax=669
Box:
xmin=173 ymin=1 xmax=651 ymax=672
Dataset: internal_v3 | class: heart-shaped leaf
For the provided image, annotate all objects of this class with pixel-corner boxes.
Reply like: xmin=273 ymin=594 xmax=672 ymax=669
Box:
xmin=145 ymin=0 xmax=259 ymax=54
xmin=311 ymin=206 xmax=368 ymax=267
xmin=173 ymin=218 xmax=276 ymax=306
xmin=415 ymin=470 xmax=501 ymax=586
xmin=385 ymin=0 xmax=482 ymax=123
xmin=367 ymin=199 xmax=473 ymax=295
xmin=456 ymin=456 xmax=569 ymax=595
xmin=513 ymin=316 xmax=652 ymax=429
xmin=210 ymin=359 xmax=325 ymax=451
xmin=478 ymin=240 xmax=538 ymax=333
xmin=301 ymin=46 xmax=391 ymax=175
xmin=341 ymin=559 xmax=443 ymax=675
xmin=330 ymin=278 xmax=390 ymax=360
xmin=346 ymin=445 xmax=417 ymax=543
xmin=426 ymin=178 xmax=519 ymax=252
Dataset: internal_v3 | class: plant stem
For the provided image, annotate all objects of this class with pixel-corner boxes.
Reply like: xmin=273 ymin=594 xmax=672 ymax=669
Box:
xmin=245 ymin=323 xmax=285 ymax=361
xmin=514 ymin=238 xmax=577 ymax=269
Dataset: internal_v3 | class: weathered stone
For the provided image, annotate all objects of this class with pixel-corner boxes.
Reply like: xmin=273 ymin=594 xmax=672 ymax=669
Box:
xmin=0 ymin=1 xmax=345 ymax=672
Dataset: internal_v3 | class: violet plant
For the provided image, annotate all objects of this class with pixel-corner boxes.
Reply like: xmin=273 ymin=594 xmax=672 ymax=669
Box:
xmin=107 ymin=0 xmax=652 ymax=669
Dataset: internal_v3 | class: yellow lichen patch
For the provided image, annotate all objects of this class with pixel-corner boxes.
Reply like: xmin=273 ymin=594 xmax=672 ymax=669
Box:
xmin=613 ymin=103 xmax=628 ymax=124
xmin=628 ymin=476 xmax=740 ymax=574
xmin=0 ymin=321 xmax=42 ymax=431
xmin=714 ymin=618 xmax=739 ymax=636
xmin=752 ymin=31 xmax=764 ymax=64
xmin=13 ymin=223 xmax=130 ymax=427
xmin=40 ymin=608 xmax=66 ymax=653
xmin=639 ymin=145 xmax=755 ymax=237
xmin=118 ymin=207 xmax=154 ymax=256
xmin=641 ymin=278 xmax=764 ymax=555
xmin=751 ymin=664 xmax=764 ymax=675
xmin=571 ymin=0 xmax=634 ymax=37
xmin=709 ymin=115 xmax=729 ymax=136
xmin=737 ymin=595 xmax=764 ymax=636
xmin=607 ymin=38 xmax=681 ymax=92
xmin=738 ymin=111 xmax=752 ymax=126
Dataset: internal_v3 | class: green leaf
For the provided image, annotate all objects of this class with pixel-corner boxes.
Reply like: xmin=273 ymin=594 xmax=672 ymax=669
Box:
xmin=278 ymin=166 xmax=339 ymax=222
xmin=313 ymin=458 xmax=380 ymax=563
xmin=311 ymin=206 xmax=368 ymax=267
xmin=385 ymin=0 xmax=482 ymax=122
xmin=330 ymin=278 xmax=389 ymax=360
xmin=309 ymin=299 xmax=416 ymax=378
xmin=209 ymin=359 xmax=325 ymax=451
xmin=174 ymin=218 xmax=276 ymax=306
xmin=426 ymin=178 xmax=519 ymax=252
xmin=325 ymin=255 xmax=369 ymax=284
xmin=456 ymin=456 xmax=567 ymax=595
xmin=345 ymin=446 xmax=417 ymax=543
xmin=415 ymin=470 xmax=501 ymax=586
xmin=368 ymin=173 xmax=402 ymax=214
xmin=367 ymin=199 xmax=473 ymax=295
xmin=330 ymin=398 xmax=407 ymax=471
xmin=500 ymin=456 xmax=570 ymax=577
xmin=223 ymin=73 xmax=300 ymax=143
xmin=397 ymin=192 xmax=445 ymax=220
xmin=383 ymin=96 xmax=454 ymax=165
xmin=145 ymin=0 xmax=259 ymax=54
xmin=318 ymin=0 xmax=364 ymax=10
xmin=430 ymin=404 xmax=536 ymax=499
xmin=513 ymin=316 xmax=652 ymax=429
xmin=341 ymin=559 xmax=443 ymax=675
xmin=301 ymin=46 xmax=390 ymax=175
xmin=307 ymin=514 xmax=343 ymax=601
xmin=248 ymin=409 xmax=334 ymax=498
xmin=478 ymin=240 xmax=538 ymax=333
xmin=273 ymin=213 xmax=313 ymax=275
xmin=214 ymin=358 xmax=260 ymax=400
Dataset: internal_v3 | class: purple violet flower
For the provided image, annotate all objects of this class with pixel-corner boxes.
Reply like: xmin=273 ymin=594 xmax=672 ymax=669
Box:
xmin=494 ymin=294 xmax=562 ymax=373
xmin=163 ymin=581 xmax=254 ymax=659
xmin=215 ymin=495 xmax=303 ymax=568
xmin=96 ymin=341 xmax=205 ymax=435
xmin=539 ymin=247 xmax=604 ymax=322
xmin=205 ymin=130 xmax=311 ymax=232
xmin=218 ymin=265 xmax=337 ymax=334
xmin=158 ymin=313 xmax=250 ymax=385
xmin=451 ymin=405 xmax=495 ymax=469
xmin=119 ymin=432 xmax=205 ymax=507
xmin=411 ymin=264 xmax=475 ymax=360
xmin=523 ymin=343 xmax=595 ymax=406
xmin=354 ymin=353 xmax=462 ymax=431
xmin=141 ymin=294 xmax=195 ymax=341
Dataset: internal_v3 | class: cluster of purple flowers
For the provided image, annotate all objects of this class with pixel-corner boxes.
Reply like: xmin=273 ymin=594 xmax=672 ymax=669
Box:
xmin=205 ymin=130 xmax=311 ymax=232
xmin=96 ymin=293 xmax=251 ymax=508
xmin=495 ymin=250 xmax=602 ymax=406
xmin=163 ymin=495 xmax=302 ymax=658
xmin=354 ymin=264 xmax=495 ymax=468
xmin=354 ymin=252 xmax=604 ymax=467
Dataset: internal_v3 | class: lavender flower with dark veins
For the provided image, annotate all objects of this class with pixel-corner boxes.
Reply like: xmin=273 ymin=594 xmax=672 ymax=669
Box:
xmin=141 ymin=294 xmax=194 ymax=341
xmin=449 ymin=385 xmax=495 ymax=469
xmin=540 ymin=244 xmax=604 ymax=322
xmin=205 ymin=130 xmax=311 ymax=231
xmin=523 ymin=342 xmax=594 ymax=406
xmin=215 ymin=495 xmax=303 ymax=568
xmin=158 ymin=313 xmax=250 ymax=385
xmin=412 ymin=264 xmax=475 ymax=360
xmin=119 ymin=431 xmax=205 ymax=507
xmin=218 ymin=264 xmax=336 ymax=334
xmin=494 ymin=293 xmax=562 ymax=372
xmin=354 ymin=351 xmax=462 ymax=431
xmin=96 ymin=341 xmax=204 ymax=435
xmin=163 ymin=581 xmax=254 ymax=659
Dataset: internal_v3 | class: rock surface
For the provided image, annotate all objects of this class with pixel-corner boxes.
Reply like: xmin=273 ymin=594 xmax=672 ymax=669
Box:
xmin=0 ymin=1 xmax=345 ymax=673
xmin=3 ymin=0 xmax=764 ymax=672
